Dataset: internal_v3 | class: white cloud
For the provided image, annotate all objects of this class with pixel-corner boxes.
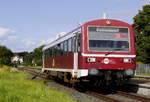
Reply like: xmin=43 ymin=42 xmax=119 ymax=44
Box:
xmin=40 ymin=32 xmax=66 ymax=46
xmin=0 ymin=27 xmax=14 ymax=38
xmin=0 ymin=30 xmax=65 ymax=52
xmin=22 ymin=39 xmax=36 ymax=48
xmin=40 ymin=38 xmax=53 ymax=46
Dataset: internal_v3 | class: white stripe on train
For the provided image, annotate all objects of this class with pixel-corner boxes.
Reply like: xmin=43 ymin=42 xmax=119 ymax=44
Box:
xmin=82 ymin=53 xmax=136 ymax=58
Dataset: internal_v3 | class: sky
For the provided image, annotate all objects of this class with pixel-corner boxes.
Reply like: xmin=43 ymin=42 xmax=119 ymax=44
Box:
xmin=0 ymin=0 xmax=149 ymax=52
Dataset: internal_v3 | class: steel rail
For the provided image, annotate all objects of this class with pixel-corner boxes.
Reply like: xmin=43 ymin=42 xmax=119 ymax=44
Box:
xmin=87 ymin=92 xmax=121 ymax=102
xmin=134 ymin=75 xmax=150 ymax=79
xmin=117 ymin=91 xmax=150 ymax=102
xmin=18 ymin=67 xmax=48 ymax=78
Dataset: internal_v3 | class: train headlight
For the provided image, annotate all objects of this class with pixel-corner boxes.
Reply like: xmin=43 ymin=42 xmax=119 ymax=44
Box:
xmin=88 ymin=68 xmax=99 ymax=75
xmin=87 ymin=57 xmax=96 ymax=62
xmin=123 ymin=58 xmax=131 ymax=63
xmin=125 ymin=69 xmax=134 ymax=76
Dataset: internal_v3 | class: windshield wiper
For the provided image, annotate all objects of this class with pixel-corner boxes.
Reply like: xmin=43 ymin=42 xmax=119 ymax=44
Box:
xmin=105 ymin=51 xmax=113 ymax=56
xmin=113 ymin=48 xmax=126 ymax=51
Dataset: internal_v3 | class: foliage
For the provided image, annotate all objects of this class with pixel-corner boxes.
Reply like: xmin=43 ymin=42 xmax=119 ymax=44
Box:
xmin=136 ymin=73 xmax=150 ymax=76
xmin=133 ymin=4 xmax=150 ymax=63
xmin=0 ymin=72 xmax=76 ymax=102
xmin=0 ymin=65 xmax=11 ymax=71
xmin=23 ymin=52 xmax=33 ymax=66
xmin=0 ymin=45 xmax=13 ymax=66
xmin=23 ymin=45 xmax=45 ymax=66
xmin=32 ymin=45 xmax=45 ymax=66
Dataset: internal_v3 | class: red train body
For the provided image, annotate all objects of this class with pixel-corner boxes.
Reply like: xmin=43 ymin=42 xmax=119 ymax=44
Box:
xmin=42 ymin=19 xmax=136 ymax=86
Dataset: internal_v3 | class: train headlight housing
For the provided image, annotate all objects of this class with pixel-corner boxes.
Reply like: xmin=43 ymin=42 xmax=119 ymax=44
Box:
xmin=87 ymin=57 xmax=96 ymax=62
xmin=88 ymin=68 xmax=99 ymax=75
xmin=125 ymin=69 xmax=134 ymax=76
xmin=123 ymin=58 xmax=131 ymax=63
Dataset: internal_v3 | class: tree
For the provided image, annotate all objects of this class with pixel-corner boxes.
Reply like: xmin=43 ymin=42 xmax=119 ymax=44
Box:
xmin=23 ymin=52 xmax=33 ymax=66
xmin=0 ymin=45 xmax=13 ymax=66
xmin=23 ymin=45 xmax=45 ymax=66
xmin=133 ymin=4 xmax=150 ymax=63
xmin=32 ymin=45 xmax=45 ymax=66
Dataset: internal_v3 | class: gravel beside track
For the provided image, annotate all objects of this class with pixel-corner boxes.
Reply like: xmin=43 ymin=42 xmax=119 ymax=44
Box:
xmin=116 ymin=91 xmax=150 ymax=102
xmin=46 ymin=81 xmax=103 ymax=102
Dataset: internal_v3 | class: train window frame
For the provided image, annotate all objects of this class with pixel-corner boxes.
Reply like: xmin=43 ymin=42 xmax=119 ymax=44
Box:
xmin=77 ymin=33 xmax=81 ymax=52
xmin=56 ymin=43 xmax=61 ymax=56
xmin=68 ymin=38 xmax=72 ymax=53
xmin=72 ymin=36 xmax=77 ymax=52
xmin=72 ymin=32 xmax=81 ymax=53
xmin=43 ymin=30 xmax=82 ymax=58
xmin=46 ymin=49 xmax=48 ymax=59
xmin=46 ymin=49 xmax=48 ymax=58
xmin=51 ymin=47 xmax=54 ymax=58
xmin=64 ymin=40 xmax=68 ymax=55
xmin=49 ymin=48 xmax=52 ymax=58
xmin=60 ymin=42 xmax=64 ymax=56
xmin=44 ymin=50 xmax=46 ymax=59
xmin=87 ymin=26 xmax=131 ymax=52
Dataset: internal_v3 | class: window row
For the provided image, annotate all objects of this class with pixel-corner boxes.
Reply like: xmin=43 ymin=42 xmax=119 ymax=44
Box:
xmin=44 ymin=34 xmax=80 ymax=59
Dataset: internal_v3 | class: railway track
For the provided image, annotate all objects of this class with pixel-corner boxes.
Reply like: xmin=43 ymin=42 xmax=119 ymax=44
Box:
xmin=86 ymin=91 xmax=121 ymax=102
xmin=86 ymin=90 xmax=150 ymax=102
xmin=17 ymin=67 xmax=48 ymax=79
xmin=116 ymin=91 xmax=150 ymax=102
xmin=134 ymin=75 xmax=150 ymax=79
xmin=18 ymin=67 xmax=150 ymax=102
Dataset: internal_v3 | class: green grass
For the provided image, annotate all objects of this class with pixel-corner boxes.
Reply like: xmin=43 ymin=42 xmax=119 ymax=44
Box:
xmin=136 ymin=73 xmax=150 ymax=76
xmin=0 ymin=72 xmax=76 ymax=102
xmin=27 ymin=65 xmax=42 ymax=69
xmin=0 ymin=65 xmax=11 ymax=71
xmin=19 ymin=65 xmax=42 ymax=69
xmin=136 ymin=62 xmax=144 ymax=64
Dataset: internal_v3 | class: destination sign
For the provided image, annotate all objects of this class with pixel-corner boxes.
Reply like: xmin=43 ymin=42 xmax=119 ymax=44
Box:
xmin=89 ymin=27 xmax=128 ymax=33
xmin=96 ymin=28 xmax=119 ymax=32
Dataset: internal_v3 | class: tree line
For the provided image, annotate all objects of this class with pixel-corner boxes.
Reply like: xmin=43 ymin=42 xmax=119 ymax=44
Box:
xmin=0 ymin=4 xmax=150 ymax=67
xmin=0 ymin=45 xmax=13 ymax=66
xmin=0 ymin=45 xmax=45 ymax=67
xmin=23 ymin=45 xmax=45 ymax=66
xmin=133 ymin=4 xmax=150 ymax=63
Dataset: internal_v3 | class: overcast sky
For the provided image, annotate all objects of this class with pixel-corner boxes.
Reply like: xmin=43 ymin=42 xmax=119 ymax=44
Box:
xmin=0 ymin=0 xmax=149 ymax=52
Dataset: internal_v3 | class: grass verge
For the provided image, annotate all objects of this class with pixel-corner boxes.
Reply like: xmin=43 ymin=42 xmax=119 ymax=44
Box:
xmin=0 ymin=71 xmax=76 ymax=102
xmin=136 ymin=73 xmax=150 ymax=76
xmin=0 ymin=65 xmax=11 ymax=71
xmin=19 ymin=65 xmax=42 ymax=69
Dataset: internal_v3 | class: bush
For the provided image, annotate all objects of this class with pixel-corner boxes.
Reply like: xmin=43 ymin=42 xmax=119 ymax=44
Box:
xmin=0 ymin=65 xmax=11 ymax=71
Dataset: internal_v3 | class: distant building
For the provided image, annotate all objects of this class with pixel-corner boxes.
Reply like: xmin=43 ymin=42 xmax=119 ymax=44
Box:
xmin=11 ymin=55 xmax=23 ymax=64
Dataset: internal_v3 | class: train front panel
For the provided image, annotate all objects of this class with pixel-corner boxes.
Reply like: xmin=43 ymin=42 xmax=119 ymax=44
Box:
xmin=78 ymin=19 xmax=136 ymax=81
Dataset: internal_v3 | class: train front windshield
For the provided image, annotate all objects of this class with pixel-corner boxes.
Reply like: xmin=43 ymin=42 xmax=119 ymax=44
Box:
xmin=88 ymin=26 xmax=130 ymax=52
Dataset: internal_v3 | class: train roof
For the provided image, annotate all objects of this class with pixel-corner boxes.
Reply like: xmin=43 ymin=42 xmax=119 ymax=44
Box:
xmin=83 ymin=19 xmax=131 ymax=26
xmin=43 ymin=26 xmax=81 ymax=51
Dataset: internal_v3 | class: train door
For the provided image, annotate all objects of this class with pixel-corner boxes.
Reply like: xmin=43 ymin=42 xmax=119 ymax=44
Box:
xmin=73 ymin=33 xmax=80 ymax=77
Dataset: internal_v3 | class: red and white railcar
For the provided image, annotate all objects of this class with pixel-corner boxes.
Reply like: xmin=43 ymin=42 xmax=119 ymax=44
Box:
xmin=42 ymin=19 xmax=136 ymax=86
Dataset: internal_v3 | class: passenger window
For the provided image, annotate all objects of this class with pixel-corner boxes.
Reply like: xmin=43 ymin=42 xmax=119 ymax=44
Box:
xmin=72 ymin=36 xmax=77 ymax=52
xmin=52 ymin=47 xmax=55 ymax=58
xmin=60 ymin=42 xmax=64 ymax=56
xmin=68 ymin=38 xmax=72 ymax=53
xmin=64 ymin=40 xmax=68 ymax=55
xmin=77 ymin=34 xmax=81 ymax=52
xmin=49 ymin=48 xmax=52 ymax=58
xmin=57 ymin=43 xmax=61 ymax=56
